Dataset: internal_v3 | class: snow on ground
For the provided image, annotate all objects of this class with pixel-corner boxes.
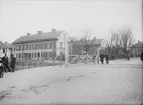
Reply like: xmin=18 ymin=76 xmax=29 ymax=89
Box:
xmin=0 ymin=58 xmax=142 ymax=104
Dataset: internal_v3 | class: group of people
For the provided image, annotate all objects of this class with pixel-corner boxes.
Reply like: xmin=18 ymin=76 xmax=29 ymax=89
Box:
xmin=0 ymin=54 xmax=16 ymax=78
xmin=100 ymin=53 xmax=109 ymax=64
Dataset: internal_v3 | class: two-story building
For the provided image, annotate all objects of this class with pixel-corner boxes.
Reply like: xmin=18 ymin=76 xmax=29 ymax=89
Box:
xmin=12 ymin=29 xmax=68 ymax=60
xmin=130 ymin=40 xmax=143 ymax=57
xmin=68 ymin=38 xmax=105 ymax=56
xmin=0 ymin=41 xmax=13 ymax=58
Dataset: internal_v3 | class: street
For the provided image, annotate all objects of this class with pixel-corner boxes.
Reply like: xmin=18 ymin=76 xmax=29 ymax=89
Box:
xmin=0 ymin=58 xmax=142 ymax=104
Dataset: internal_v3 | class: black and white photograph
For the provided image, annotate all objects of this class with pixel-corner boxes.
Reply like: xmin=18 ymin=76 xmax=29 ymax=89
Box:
xmin=0 ymin=0 xmax=142 ymax=104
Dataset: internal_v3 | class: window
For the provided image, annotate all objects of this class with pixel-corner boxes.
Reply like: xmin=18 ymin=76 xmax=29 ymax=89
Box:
xmin=50 ymin=43 xmax=53 ymax=49
xmin=24 ymin=45 xmax=27 ymax=50
xmin=29 ymin=45 xmax=31 ymax=49
xmin=42 ymin=43 xmax=46 ymax=49
xmin=13 ymin=47 xmax=16 ymax=51
xmin=19 ymin=45 xmax=21 ymax=50
xmin=19 ymin=53 xmax=21 ymax=58
xmin=38 ymin=52 xmax=40 ymax=57
xmin=35 ymin=53 xmax=37 ymax=58
xmin=47 ymin=43 xmax=50 ymax=49
xmin=39 ymin=44 xmax=42 ymax=49
xmin=50 ymin=52 xmax=52 ymax=58
xmin=26 ymin=45 xmax=28 ymax=50
xmin=21 ymin=45 xmax=23 ymax=50
xmin=18 ymin=54 xmax=20 ymax=58
xmin=31 ymin=53 xmax=33 ymax=58
xmin=17 ymin=46 xmax=19 ymax=50
xmin=3 ymin=48 xmax=5 ymax=53
xmin=27 ymin=45 xmax=30 ymax=50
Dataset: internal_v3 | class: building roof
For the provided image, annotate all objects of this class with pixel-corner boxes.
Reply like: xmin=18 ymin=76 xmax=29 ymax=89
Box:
xmin=13 ymin=30 xmax=64 ymax=44
xmin=73 ymin=39 xmax=104 ymax=46
xmin=1 ymin=42 xmax=12 ymax=49
xmin=93 ymin=39 xmax=104 ymax=45
xmin=131 ymin=41 xmax=143 ymax=48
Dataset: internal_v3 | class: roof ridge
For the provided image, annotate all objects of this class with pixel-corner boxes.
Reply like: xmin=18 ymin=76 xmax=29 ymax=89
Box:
xmin=13 ymin=30 xmax=64 ymax=44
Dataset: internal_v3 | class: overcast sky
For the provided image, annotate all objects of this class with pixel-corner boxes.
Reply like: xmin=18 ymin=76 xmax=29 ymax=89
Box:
xmin=0 ymin=0 xmax=142 ymax=43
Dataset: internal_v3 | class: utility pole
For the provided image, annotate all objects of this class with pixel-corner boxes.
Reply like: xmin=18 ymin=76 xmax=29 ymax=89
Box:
xmin=52 ymin=42 xmax=55 ymax=67
xmin=60 ymin=42 xmax=62 ymax=67
xmin=65 ymin=34 xmax=69 ymax=67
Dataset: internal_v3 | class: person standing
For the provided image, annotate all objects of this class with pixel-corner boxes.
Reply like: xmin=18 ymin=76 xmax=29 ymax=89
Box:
xmin=140 ymin=52 xmax=143 ymax=63
xmin=2 ymin=54 xmax=11 ymax=72
xmin=100 ymin=53 xmax=104 ymax=64
xmin=10 ymin=54 xmax=16 ymax=72
xmin=0 ymin=57 xmax=4 ymax=78
xmin=105 ymin=53 xmax=109 ymax=64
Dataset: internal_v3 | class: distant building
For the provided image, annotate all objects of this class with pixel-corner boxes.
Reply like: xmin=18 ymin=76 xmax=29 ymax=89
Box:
xmin=12 ymin=29 xmax=68 ymax=60
xmin=130 ymin=40 xmax=143 ymax=57
xmin=69 ymin=38 xmax=105 ymax=56
xmin=0 ymin=41 xmax=13 ymax=58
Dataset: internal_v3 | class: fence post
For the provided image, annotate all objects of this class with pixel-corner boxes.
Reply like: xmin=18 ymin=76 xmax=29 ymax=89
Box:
xmin=65 ymin=35 xmax=69 ymax=67
xmin=60 ymin=52 xmax=62 ymax=67
xmin=53 ymin=42 xmax=55 ymax=67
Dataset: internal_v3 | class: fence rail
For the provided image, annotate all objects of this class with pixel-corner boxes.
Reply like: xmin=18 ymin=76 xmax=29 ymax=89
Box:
xmin=15 ymin=58 xmax=65 ymax=70
xmin=68 ymin=55 xmax=99 ymax=66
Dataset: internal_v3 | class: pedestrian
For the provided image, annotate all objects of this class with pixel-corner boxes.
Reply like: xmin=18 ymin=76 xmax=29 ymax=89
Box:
xmin=10 ymin=54 xmax=16 ymax=72
xmin=2 ymin=54 xmax=11 ymax=72
xmin=105 ymin=53 xmax=109 ymax=64
xmin=0 ymin=57 xmax=4 ymax=78
xmin=100 ymin=53 xmax=104 ymax=64
xmin=127 ymin=54 xmax=130 ymax=60
xmin=140 ymin=52 xmax=143 ymax=63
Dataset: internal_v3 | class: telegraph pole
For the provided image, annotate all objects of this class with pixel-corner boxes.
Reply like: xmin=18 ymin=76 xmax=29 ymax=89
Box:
xmin=52 ymin=42 xmax=55 ymax=67
xmin=65 ymin=34 xmax=69 ymax=67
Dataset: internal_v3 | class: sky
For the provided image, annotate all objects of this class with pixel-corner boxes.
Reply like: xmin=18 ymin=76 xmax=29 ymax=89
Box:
xmin=0 ymin=0 xmax=142 ymax=43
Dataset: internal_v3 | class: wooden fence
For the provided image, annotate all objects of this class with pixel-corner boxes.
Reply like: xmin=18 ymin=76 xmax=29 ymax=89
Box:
xmin=15 ymin=58 xmax=65 ymax=70
xmin=68 ymin=55 xmax=99 ymax=66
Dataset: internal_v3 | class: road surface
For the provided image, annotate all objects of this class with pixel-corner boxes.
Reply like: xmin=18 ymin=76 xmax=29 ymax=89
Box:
xmin=0 ymin=58 xmax=142 ymax=104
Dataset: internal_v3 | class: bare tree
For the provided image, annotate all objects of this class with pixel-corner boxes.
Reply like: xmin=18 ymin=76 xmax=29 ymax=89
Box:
xmin=80 ymin=28 xmax=96 ymax=55
xmin=104 ymin=33 xmax=114 ymax=56
xmin=69 ymin=36 xmax=82 ymax=55
xmin=105 ymin=28 xmax=135 ymax=59
xmin=119 ymin=28 xmax=135 ymax=58
xmin=110 ymin=31 xmax=122 ymax=57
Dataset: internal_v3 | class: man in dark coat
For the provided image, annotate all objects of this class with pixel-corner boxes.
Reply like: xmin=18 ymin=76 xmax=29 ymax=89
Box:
xmin=140 ymin=52 xmax=143 ymax=63
xmin=105 ymin=53 xmax=109 ymax=64
xmin=10 ymin=54 xmax=16 ymax=72
xmin=0 ymin=57 xmax=4 ymax=78
xmin=100 ymin=53 xmax=104 ymax=64
xmin=2 ymin=54 xmax=11 ymax=72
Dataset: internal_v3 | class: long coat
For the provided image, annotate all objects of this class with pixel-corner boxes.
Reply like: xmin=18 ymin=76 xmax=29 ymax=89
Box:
xmin=11 ymin=57 xmax=16 ymax=69
xmin=2 ymin=57 xmax=8 ymax=65
xmin=100 ymin=54 xmax=104 ymax=62
xmin=140 ymin=52 xmax=143 ymax=62
xmin=0 ymin=58 xmax=4 ymax=73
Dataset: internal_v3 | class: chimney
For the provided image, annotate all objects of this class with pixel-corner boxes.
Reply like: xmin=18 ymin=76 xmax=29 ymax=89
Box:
xmin=52 ymin=29 xmax=56 ymax=33
xmin=38 ymin=31 xmax=42 ymax=35
xmin=93 ymin=37 xmax=96 ymax=40
xmin=27 ymin=33 xmax=31 ymax=36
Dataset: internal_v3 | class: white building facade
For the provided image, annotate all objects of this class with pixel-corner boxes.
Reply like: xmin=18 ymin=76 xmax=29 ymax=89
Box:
xmin=12 ymin=29 xmax=68 ymax=60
